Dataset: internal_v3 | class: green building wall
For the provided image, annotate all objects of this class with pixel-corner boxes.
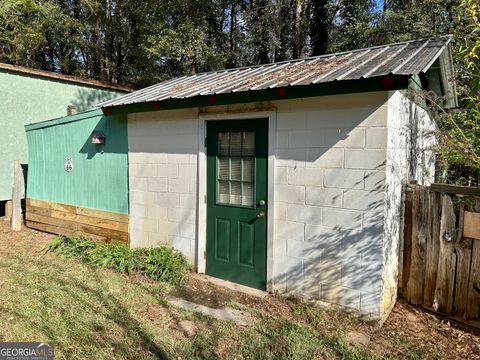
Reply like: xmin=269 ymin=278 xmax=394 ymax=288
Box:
xmin=25 ymin=109 xmax=129 ymax=214
xmin=0 ymin=69 xmax=126 ymax=201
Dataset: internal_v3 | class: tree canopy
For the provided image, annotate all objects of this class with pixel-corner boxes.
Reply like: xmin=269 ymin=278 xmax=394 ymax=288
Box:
xmin=0 ymin=0 xmax=465 ymax=86
xmin=0 ymin=0 xmax=478 ymax=184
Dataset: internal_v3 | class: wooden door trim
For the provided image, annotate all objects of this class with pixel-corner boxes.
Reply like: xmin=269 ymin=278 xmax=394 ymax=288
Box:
xmin=196 ymin=110 xmax=276 ymax=292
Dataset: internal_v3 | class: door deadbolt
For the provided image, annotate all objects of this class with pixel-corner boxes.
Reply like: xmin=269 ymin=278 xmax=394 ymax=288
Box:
xmin=258 ymin=199 xmax=265 ymax=206
xmin=256 ymin=211 xmax=265 ymax=219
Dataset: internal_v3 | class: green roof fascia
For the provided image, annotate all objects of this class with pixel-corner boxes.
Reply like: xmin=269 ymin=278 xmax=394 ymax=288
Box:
xmin=103 ymin=75 xmax=411 ymax=116
xmin=25 ymin=109 xmax=102 ymax=132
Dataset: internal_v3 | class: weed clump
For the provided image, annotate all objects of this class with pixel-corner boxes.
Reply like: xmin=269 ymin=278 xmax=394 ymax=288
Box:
xmin=46 ymin=236 xmax=190 ymax=285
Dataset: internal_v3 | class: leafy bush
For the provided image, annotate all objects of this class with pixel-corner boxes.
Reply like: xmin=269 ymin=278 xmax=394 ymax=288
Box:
xmin=45 ymin=236 xmax=190 ymax=285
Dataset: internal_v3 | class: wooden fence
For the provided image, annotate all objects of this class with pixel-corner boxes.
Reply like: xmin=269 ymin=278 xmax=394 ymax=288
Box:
xmin=400 ymin=183 xmax=480 ymax=323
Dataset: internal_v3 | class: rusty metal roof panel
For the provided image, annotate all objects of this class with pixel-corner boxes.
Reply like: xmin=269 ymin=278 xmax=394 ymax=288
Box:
xmin=98 ymin=36 xmax=453 ymax=108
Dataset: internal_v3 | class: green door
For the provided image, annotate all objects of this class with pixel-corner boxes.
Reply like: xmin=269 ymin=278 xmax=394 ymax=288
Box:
xmin=206 ymin=119 xmax=268 ymax=290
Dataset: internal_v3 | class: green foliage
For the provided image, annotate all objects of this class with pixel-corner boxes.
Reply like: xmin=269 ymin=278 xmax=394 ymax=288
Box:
xmin=45 ymin=235 xmax=190 ymax=285
xmin=435 ymin=0 xmax=480 ymax=185
xmin=0 ymin=0 xmax=467 ymax=83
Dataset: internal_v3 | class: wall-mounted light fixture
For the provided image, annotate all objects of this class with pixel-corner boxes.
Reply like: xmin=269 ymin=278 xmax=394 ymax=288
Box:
xmin=91 ymin=131 xmax=106 ymax=144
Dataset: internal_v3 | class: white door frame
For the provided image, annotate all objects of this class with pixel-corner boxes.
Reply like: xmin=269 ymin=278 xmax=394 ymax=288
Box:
xmin=196 ymin=110 xmax=276 ymax=292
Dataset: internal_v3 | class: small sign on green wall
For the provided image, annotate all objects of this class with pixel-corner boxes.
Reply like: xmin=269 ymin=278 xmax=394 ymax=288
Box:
xmin=64 ymin=157 xmax=73 ymax=172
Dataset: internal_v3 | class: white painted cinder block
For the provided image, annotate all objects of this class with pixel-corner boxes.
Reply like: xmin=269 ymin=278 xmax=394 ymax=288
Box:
xmin=324 ymin=169 xmax=364 ymax=189
xmin=128 ymin=110 xmax=198 ymax=263
xmin=273 ymin=92 xmax=390 ymax=317
xmin=288 ymin=167 xmax=323 ymax=186
xmin=126 ymin=91 xmax=426 ymax=318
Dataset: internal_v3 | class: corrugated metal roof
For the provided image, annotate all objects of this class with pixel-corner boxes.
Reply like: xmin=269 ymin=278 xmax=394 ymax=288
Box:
xmin=98 ymin=36 xmax=453 ymax=107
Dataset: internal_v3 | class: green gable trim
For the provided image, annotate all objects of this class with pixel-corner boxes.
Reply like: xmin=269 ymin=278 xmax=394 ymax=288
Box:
xmin=25 ymin=109 xmax=103 ymax=132
xmin=104 ymin=75 xmax=411 ymax=115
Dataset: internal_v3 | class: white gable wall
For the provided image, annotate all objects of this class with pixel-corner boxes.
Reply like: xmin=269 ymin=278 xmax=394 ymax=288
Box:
xmin=384 ymin=91 xmax=436 ymax=314
xmin=126 ymin=90 xmax=435 ymax=318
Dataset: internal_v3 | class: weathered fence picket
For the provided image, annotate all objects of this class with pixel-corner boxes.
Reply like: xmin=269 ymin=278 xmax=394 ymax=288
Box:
xmin=401 ymin=183 xmax=480 ymax=324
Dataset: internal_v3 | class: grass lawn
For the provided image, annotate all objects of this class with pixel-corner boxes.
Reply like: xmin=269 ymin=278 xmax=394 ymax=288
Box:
xmin=0 ymin=220 xmax=479 ymax=359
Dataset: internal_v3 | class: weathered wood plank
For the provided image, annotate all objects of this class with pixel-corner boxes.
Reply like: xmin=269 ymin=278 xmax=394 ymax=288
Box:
xmin=401 ymin=186 xmax=414 ymax=297
xmin=26 ymin=204 xmax=128 ymax=233
xmin=424 ymin=191 xmax=441 ymax=308
xmin=464 ymin=211 xmax=480 ymax=240
xmin=26 ymin=220 xmax=108 ymax=243
xmin=434 ymin=195 xmax=457 ymax=314
xmin=26 ymin=198 xmax=52 ymax=209
xmin=466 ymin=239 xmax=480 ymax=319
xmin=26 ymin=205 xmax=52 ymax=217
xmin=50 ymin=202 xmax=77 ymax=214
xmin=5 ymin=200 xmax=12 ymax=219
xmin=430 ymin=183 xmax=480 ymax=197
xmin=50 ymin=210 xmax=128 ymax=233
xmin=26 ymin=213 xmax=128 ymax=243
xmin=76 ymin=206 xmax=129 ymax=223
xmin=466 ymin=200 xmax=480 ymax=319
xmin=453 ymin=207 xmax=473 ymax=318
xmin=26 ymin=198 xmax=129 ymax=223
xmin=406 ymin=185 xmax=427 ymax=305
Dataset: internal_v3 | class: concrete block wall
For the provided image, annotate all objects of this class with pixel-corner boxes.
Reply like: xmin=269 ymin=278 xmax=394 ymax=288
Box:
xmin=385 ymin=91 xmax=436 ymax=315
xmin=127 ymin=109 xmax=199 ymax=261
xmin=124 ymin=91 xmax=427 ymax=318
xmin=273 ymin=93 xmax=389 ymax=316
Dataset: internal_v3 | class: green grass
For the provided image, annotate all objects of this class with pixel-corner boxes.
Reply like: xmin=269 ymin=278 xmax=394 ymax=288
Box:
xmin=0 ymin=230 xmax=381 ymax=359
xmin=46 ymin=236 xmax=190 ymax=285
xmin=3 ymin=229 xmax=456 ymax=359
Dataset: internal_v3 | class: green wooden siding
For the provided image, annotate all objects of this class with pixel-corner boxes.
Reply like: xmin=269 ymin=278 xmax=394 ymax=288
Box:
xmin=25 ymin=109 xmax=129 ymax=214
xmin=0 ymin=69 xmax=126 ymax=201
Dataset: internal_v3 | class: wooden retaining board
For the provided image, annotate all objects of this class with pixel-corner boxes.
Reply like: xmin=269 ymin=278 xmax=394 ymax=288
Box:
xmin=26 ymin=198 xmax=129 ymax=244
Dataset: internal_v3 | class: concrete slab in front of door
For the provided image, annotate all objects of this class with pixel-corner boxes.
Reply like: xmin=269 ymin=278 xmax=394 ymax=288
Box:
xmin=165 ymin=295 xmax=256 ymax=326
xmin=194 ymin=273 xmax=269 ymax=299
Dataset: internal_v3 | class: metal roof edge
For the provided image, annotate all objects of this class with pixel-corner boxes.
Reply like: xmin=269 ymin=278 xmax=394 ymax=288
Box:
xmin=0 ymin=62 xmax=135 ymax=92
xmin=102 ymin=75 xmax=412 ymax=116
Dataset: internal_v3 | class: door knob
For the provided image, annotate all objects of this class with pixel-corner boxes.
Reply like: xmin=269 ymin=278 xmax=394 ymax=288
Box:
xmin=256 ymin=211 xmax=265 ymax=219
xmin=258 ymin=199 xmax=265 ymax=206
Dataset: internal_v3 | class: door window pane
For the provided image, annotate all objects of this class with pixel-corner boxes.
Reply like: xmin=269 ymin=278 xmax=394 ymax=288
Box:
xmin=231 ymin=158 xmax=242 ymax=181
xmin=218 ymin=157 xmax=229 ymax=180
xmin=217 ymin=131 xmax=255 ymax=207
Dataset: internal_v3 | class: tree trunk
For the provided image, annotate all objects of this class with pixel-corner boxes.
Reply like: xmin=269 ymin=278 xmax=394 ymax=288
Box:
xmin=310 ymin=0 xmax=329 ymax=56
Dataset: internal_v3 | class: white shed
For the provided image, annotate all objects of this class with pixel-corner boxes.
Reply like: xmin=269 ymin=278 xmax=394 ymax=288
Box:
xmin=98 ymin=37 xmax=456 ymax=318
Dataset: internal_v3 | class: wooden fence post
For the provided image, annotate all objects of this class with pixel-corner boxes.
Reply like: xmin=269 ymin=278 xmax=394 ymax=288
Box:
xmin=434 ymin=195 xmax=457 ymax=313
xmin=466 ymin=200 xmax=480 ymax=319
xmin=405 ymin=184 xmax=427 ymax=305
xmin=10 ymin=160 xmax=22 ymax=231
xmin=423 ymin=191 xmax=441 ymax=308
xmin=452 ymin=207 xmax=473 ymax=318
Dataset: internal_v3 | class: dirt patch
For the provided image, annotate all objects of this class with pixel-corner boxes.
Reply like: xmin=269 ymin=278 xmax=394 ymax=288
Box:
xmin=368 ymin=300 xmax=480 ymax=359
